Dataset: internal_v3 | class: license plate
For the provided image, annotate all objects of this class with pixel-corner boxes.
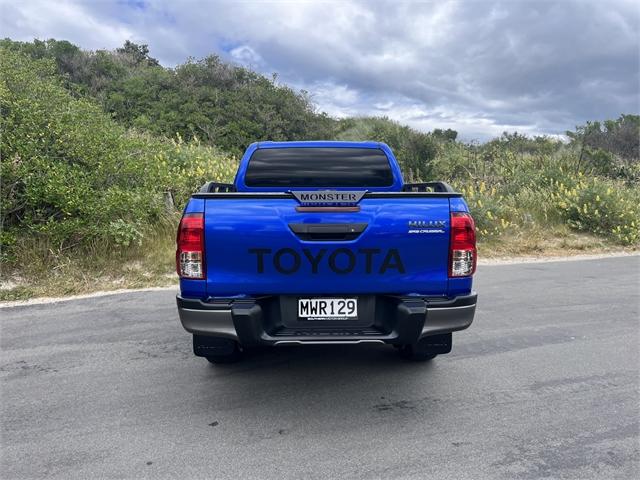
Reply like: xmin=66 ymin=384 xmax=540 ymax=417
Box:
xmin=298 ymin=298 xmax=358 ymax=320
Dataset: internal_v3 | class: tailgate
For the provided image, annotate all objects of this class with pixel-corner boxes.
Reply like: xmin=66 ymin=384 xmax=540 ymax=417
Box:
xmin=203 ymin=197 xmax=450 ymax=296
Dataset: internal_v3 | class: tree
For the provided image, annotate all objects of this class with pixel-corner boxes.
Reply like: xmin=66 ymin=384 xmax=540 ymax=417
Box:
xmin=116 ymin=40 xmax=159 ymax=67
xmin=432 ymin=128 xmax=458 ymax=142
xmin=568 ymin=115 xmax=639 ymax=178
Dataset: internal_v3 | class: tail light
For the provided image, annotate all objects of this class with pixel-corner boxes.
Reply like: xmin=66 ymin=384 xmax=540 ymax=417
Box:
xmin=449 ymin=212 xmax=476 ymax=277
xmin=176 ymin=213 xmax=205 ymax=279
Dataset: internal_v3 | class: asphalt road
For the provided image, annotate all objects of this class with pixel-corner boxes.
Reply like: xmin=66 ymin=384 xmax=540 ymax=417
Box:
xmin=1 ymin=256 xmax=639 ymax=479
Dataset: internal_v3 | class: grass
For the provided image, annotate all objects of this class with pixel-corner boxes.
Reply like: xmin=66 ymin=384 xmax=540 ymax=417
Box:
xmin=477 ymin=224 xmax=631 ymax=258
xmin=1 ymin=224 xmax=635 ymax=302
xmin=0 ymin=222 xmax=178 ymax=301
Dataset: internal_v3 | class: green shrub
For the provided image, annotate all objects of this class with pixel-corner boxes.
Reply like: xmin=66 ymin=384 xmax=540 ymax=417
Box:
xmin=454 ymin=181 xmax=518 ymax=239
xmin=0 ymin=39 xmax=338 ymax=155
xmin=158 ymin=134 xmax=237 ymax=206
xmin=446 ymin=146 xmax=639 ymax=246
xmin=550 ymin=176 xmax=639 ymax=245
xmin=0 ymin=48 xmax=237 ymax=263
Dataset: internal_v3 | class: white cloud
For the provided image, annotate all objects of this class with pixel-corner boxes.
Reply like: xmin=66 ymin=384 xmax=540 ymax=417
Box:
xmin=304 ymin=82 xmax=361 ymax=117
xmin=229 ymin=45 xmax=263 ymax=67
xmin=1 ymin=0 xmax=132 ymax=50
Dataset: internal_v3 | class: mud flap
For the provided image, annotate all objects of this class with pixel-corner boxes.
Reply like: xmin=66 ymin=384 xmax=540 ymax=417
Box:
xmin=193 ymin=335 xmax=237 ymax=357
xmin=420 ymin=332 xmax=452 ymax=354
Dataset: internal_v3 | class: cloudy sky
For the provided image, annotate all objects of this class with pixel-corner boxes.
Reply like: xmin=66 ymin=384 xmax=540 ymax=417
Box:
xmin=2 ymin=0 xmax=639 ymax=139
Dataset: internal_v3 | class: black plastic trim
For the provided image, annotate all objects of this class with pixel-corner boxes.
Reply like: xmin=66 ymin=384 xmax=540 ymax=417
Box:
xmin=425 ymin=293 xmax=477 ymax=308
xmin=177 ymin=296 xmax=232 ymax=310
xmin=288 ymin=222 xmax=368 ymax=241
xmin=199 ymin=181 xmax=236 ymax=193
xmin=402 ymin=181 xmax=455 ymax=193
xmin=191 ymin=191 xmax=462 ymax=199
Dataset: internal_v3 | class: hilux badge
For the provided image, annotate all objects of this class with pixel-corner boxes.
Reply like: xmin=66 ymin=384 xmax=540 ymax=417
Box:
xmin=408 ymin=220 xmax=446 ymax=234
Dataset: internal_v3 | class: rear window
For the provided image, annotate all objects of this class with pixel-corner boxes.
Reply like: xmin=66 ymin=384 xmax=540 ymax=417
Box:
xmin=244 ymin=147 xmax=394 ymax=187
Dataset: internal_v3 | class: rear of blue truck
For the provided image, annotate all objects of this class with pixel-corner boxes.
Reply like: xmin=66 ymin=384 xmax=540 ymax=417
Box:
xmin=176 ymin=141 xmax=477 ymax=363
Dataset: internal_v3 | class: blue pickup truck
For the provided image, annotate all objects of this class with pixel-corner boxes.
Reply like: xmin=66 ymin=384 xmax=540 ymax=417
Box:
xmin=176 ymin=141 xmax=477 ymax=363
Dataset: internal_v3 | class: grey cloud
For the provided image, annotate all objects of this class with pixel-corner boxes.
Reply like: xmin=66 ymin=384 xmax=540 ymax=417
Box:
xmin=1 ymin=0 xmax=638 ymax=140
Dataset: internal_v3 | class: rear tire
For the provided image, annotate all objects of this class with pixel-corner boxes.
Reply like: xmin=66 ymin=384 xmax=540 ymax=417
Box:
xmin=398 ymin=333 xmax=452 ymax=361
xmin=193 ymin=335 xmax=243 ymax=364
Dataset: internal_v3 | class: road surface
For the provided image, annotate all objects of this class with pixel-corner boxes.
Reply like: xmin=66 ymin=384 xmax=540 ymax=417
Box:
xmin=1 ymin=256 xmax=639 ymax=479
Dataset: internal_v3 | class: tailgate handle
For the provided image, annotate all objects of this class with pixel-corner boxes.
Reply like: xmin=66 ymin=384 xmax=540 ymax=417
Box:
xmin=288 ymin=223 xmax=368 ymax=241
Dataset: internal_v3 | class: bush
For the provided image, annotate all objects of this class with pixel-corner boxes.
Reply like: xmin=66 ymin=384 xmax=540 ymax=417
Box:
xmin=550 ymin=176 xmax=639 ymax=245
xmin=457 ymin=182 xmax=518 ymax=239
xmin=0 ymin=48 xmax=237 ymax=263
xmin=158 ymin=134 xmax=237 ymax=207
xmin=0 ymin=39 xmax=338 ymax=155
xmin=440 ymin=140 xmax=639 ymax=246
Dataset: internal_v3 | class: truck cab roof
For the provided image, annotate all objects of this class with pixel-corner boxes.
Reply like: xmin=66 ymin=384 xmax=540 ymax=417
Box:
xmin=253 ymin=140 xmax=384 ymax=149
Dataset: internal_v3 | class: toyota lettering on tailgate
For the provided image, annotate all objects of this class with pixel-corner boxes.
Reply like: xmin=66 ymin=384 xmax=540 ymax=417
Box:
xmin=248 ymin=248 xmax=405 ymax=274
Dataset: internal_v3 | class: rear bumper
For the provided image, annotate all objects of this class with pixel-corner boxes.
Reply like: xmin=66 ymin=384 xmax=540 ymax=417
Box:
xmin=177 ymin=293 xmax=476 ymax=346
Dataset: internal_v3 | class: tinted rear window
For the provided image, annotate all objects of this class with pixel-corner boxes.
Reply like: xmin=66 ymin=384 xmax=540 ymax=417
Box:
xmin=244 ymin=147 xmax=394 ymax=187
